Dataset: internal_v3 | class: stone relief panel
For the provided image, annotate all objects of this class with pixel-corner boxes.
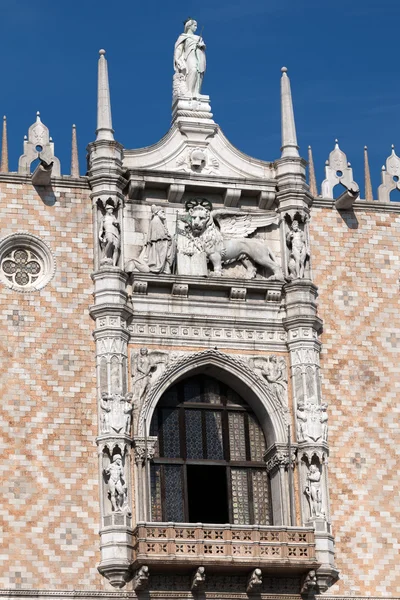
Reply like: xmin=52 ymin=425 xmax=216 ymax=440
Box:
xmin=100 ymin=392 xmax=133 ymax=436
xmin=131 ymin=347 xmax=171 ymax=405
xmin=248 ymin=355 xmax=288 ymax=407
xmin=124 ymin=199 xmax=284 ymax=281
xmin=176 ymin=147 xmax=219 ymax=174
xmin=297 ymin=402 xmax=328 ymax=443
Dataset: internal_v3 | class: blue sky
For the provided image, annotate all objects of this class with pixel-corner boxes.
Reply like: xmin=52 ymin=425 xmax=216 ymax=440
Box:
xmin=1 ymin=0 xmax=400 ymax=198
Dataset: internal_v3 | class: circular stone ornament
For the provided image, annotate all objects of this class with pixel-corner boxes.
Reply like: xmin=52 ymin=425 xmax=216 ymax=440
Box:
xmin=0 ymin=233 xmax=56 ymax=292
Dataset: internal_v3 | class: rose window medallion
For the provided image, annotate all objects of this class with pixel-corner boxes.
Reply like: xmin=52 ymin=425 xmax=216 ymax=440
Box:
xmin=2 ymin=248 xmax=42 ymax=286
xmin=0 ymin=234 xmax=55 ymax=292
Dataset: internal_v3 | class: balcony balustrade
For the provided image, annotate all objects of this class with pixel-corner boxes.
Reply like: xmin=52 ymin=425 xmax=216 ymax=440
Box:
xmin=132 ymin=523 xmax=319 ymax=572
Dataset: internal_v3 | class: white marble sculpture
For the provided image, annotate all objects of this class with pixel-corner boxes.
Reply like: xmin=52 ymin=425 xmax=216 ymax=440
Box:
xmin=104 ymin=454 xmax=128 ymax=512
xmin=286 ymin=219 xmax=309 ymax=279
xmin=250 ymin=355 xmax=287 ymax=404
xmin=125 ymin=206 xmax=174 ymax=274
xmin=173 ymin=19 xmax=206 ymax=98
xmin=297 ymin=401 xmax=328 ymax=443
xmin=176 ymin=198 xmax=283 ymax=279
xmin=131 ymin=348 xmax=170 ymax=403
xmin=100 ymin=392 xmax=134 ymax=435
xmin=99 ymin=200 xmax=121 ymax=267
xmin=304 ymin=464 xmax=324 ymax=518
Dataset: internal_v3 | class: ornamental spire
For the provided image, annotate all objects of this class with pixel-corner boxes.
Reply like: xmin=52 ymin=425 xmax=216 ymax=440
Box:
xmin=280 ymin=67 xmax=299 ymax=158
xmin=71 ymin=124 xmax=79 ymax=177
xmin=364 ymin=146 xmax=373 ymax=201
xmin=96 ymin=49 xmax=114 ymax=141
xmin=308 ymin=145 xmax=317 ymax=196
xmin=1 ymin=115 xmax=9 ymax=173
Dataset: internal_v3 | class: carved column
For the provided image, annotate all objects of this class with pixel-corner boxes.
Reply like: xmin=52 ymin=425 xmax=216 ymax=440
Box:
xmin=88 ymin=136 xmax=134 ymax=588
xmin=265 ymin=443 xmax=295 ymax=526
xmin=133 ymin=436 xmax=157 ymax=522
xmin=283 ymin=280 xmax=338 ymax=591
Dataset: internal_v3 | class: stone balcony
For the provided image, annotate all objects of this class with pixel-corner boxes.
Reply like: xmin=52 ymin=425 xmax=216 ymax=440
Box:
xmin=132 ymin=523 xmax=319 ymax=573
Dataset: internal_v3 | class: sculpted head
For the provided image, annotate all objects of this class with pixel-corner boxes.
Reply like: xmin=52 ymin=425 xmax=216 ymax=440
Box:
xmin=189 ymin=205 xmax=211 ymax=236
xmin=292 ymin=219 xmax=300 ymax=231
xmin=184 ymin=18 xmax=197 ymax=33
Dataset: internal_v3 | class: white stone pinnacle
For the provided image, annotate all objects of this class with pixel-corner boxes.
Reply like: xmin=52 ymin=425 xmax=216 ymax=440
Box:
xmin=280 ymin=67 xmax=299 ymax=158
xmin=96 ymin=49 xmax=114 ymax=142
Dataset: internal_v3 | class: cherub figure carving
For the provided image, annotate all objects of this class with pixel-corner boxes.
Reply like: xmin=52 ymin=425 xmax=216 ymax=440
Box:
xmin=131 ymin=348 xmax=169 ymax=403
xmin=176 ymin=198 xmax=283 ymax=279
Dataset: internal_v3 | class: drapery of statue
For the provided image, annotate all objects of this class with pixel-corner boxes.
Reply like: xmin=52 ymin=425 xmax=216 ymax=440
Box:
xmin=173 ymin=18 xmax=206 ymax=98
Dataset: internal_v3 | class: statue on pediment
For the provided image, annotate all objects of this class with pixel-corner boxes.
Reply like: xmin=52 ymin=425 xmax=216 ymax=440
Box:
xmin=173 ymin=18 xmax=206 ymax=98
xmin=176 ymin=198 xmax=284 ymax=279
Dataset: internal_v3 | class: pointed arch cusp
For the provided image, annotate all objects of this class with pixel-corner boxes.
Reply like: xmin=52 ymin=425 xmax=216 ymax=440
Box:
xmin=137 ymin=349 xmax=287 ymax=444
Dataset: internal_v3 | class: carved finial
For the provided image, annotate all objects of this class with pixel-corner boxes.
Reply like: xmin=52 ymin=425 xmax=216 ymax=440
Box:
xmin=71 ymin=123 xmax=79 ymax=177
xmin=280 ymin=66 xmax=299 ymax=158
xmin=382 ymin=165 xmax=386 ymax=171
xmin=364 ymin=145 xmax=373 ymax=201
xmin=1 ymin=115 xmax=9 ymax=173
xmin=334 ymin=138 xmax=339 ymax=148
xmin=36 ymin=111 xmax=41 ymax=122
xmin=307 ymin=145 xmax=318 ymax=196
xmin=378 ymin=144 xmax=400 ymax=201
xmin=96 ymin=48 xmax=114 ymax=141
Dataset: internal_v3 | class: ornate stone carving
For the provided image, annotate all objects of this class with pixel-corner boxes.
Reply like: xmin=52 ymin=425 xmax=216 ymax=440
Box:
xmin=103 ymin=454 xmax=128 ymax=512
xmin=301 ymin=569 xmax=317 ymax=595
xmin=378 ymin=145 xmax=400 ymax=202
xmin=286 ymin=218 xmax=310 ymax=280
xmin=100 ymin=392 xmax=133 ymax=435
xmin=173 ymin=19 xmax=206 ymax=98
xmin=321 ymin=140 xmax=359 ymax=208
xmin=191 ymin=567 xmax=206 ymax=591
xmin=304 ymin=465 xmax=324 ymax=519
xmin=18 ymin=111 xmax=61 ymax=176
xmin=131 ymin=347 xmax=170 ymax=403
xmin=125 ymin=205 xmax=174 ymax=275
xmin=176 ymin=198 xmax=283 ymax=279
xmin=246 ymin=568 xmax=262 ymax=594
xmin=98 ymin=199 xmax=121 ymax=267
xmin=249 ymin=355 xmax=287 ymax=406
xmin=133 ymin=437 xmax=157 ymax=465
xmin=265 ymin=449 xmax=293 ymax=474
xmin=132 ymin=565 xmax=149 ymax=591
xmin=176 ymin=147 xmax=219 ymax=174
xmin=297 ymin=401 xmax=328 ymax=443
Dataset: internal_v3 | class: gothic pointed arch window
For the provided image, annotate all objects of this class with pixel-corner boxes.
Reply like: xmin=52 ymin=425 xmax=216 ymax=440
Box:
xmin=149 ymin=375 xmax=270 ymax=525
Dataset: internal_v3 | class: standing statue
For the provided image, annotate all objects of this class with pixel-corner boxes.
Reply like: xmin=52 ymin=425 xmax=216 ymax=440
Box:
xmin=126 ymin=206 xmax=174 ymax=274
xmin=304 ymin=464 xmax=324 ymax=518
xmin=104 ymin=454 xmax=128 ymax=512
xmin=286 ymin=219 xmax=309 ymax=279
xmin=173 ymin=18 xmax=206 ymax=98
xmin=99 ymin=201 xmax=121 ymax=267
xmin=100 ymin=392 xmax=112 ymax=433
xmin=123 ymin=392 xmax=134 ymax=435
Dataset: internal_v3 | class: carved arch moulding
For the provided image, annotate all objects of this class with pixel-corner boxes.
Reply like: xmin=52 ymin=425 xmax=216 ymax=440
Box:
xmin=135 ymin=348 xmax=289 ymax=444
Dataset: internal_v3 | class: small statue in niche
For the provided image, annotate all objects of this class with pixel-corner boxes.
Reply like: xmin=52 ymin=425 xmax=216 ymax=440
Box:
xmin=104 ymin=454 xmax=128 ymax=512
xmin=286 ymin=219 xmax=309 ymax=279
xmin=100 ymin=392 xmax=112 ymax=433
xmin=173 ymin=18 xmax=206 ymax=98
xmin=131 ymin=347 xmax=170 ymax=403
xmin=126 ymin=206 xmax=175 ymax=274
xmin=123 ymin=392 xmax=134 ymax=435
xmin=99 ymin=200 xmax=121 ymax=267
xmin=304 ymin=464 xmax=324 ymax=518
